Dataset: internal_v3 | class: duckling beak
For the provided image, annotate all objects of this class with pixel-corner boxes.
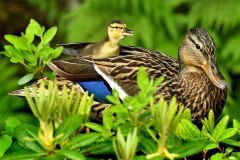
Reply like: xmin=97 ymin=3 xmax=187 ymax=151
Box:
xmin=122 ymin=28 xmax=133 ymax=36
xmin=201 ymin=60 xmax=228 ymax=89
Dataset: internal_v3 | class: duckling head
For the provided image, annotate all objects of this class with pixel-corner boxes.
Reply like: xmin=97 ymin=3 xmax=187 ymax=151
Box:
xmin=107 ymin=20 xmax=133 ymax=43
xmin=179 ymin=28 xmax=227 ymax=89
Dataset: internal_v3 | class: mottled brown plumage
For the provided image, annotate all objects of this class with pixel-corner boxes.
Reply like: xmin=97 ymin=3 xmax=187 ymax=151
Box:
xmin=48 ymin=28 xmax=227 ymax=122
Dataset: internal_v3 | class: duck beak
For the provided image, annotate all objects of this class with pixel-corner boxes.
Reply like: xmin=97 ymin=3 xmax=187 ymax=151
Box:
xmin=200 ymin=59 xmax=228 ymax=89
xmin=122 ymin=28 xmax=133 ymax=36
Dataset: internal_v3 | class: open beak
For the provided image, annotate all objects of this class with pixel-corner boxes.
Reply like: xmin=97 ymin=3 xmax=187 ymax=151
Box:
xmin=122 ymin=28 xmax=133 ymax=36
xmin=200 ymin=59 xmax=228 ymax=89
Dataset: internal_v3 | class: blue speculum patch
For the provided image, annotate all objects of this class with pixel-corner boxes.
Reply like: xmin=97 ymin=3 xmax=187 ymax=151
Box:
xmin=78 ymin=80 xmax=112 ymax=103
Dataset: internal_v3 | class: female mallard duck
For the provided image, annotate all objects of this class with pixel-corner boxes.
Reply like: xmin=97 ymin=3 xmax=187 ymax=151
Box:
xmin=47 ymin=28 xmax=227 ymax=122
xmin=58 ymin=20 xmax=133 ymax=59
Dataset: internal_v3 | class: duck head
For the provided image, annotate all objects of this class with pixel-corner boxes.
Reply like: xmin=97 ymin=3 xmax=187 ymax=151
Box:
xmin=107 ymin=20 xmax=133 ymax=43
xmin=179 ymin=28 xmax=227 ymax=89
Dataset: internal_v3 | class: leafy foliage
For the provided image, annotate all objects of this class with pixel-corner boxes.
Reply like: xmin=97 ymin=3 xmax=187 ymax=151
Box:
xmin=1 ymin=19 xmax=63 ymax=84
xmin=1 ymin=67 xmax=240 ymax=159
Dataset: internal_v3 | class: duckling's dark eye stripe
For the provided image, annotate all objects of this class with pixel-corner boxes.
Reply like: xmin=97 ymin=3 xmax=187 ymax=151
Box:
xmin=110 ymin=26 xmax=123 ymax=29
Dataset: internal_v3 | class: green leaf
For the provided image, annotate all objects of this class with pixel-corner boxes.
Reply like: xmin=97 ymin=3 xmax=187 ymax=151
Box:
xmin=55 ymin=114 xmax=83 ymax=144
xmin=51 ymin=46 xmax=63 ymax=59
xmin=85 ymin=122 xmax=107 ymax=134
xmin=173 ymin=141 xmax=206 ymax=158
xmin=137 ymin=67 xmax=149 ymax=91
xmin=139 ymin=136 xmax=157 ymax=154
xmin=4 ymin=35 xmax=28 ymax=50
xmin=64 ymin=133 xmax=101 ymax=149
xmin=29 ymin=19 xmax=42 ymax=37
xmin=25 ymin=21 xmax=35 ymax=43
xmin=204 ymin=142 xmax=218 ymax=150
xmin=43 ymin=71 xmax=56 ymax=80
xmin=59 ymin=149 xmax=85 ymax=160
xmin=88 ymin=141 xmax=115 ymax=155
xmin=3 ymin=152 xmax=45 ymax=160
xmin=218 ymin=128 xmax=237 ymax=141
xmin=221 ymin=139 xmax=240 ymax=147
xmin=176 ymin=119 xmax=201 ymax=140
xmin=210 ymin=153 xmax=223 ymax=160
xmin=42 ymin=27 xmax=57 ymax=44
xmin=18 ymin=73 xmax=35 ymax=85
xmin=3 ymin=45 xmax=25 ymax=64
xmin=103 ymin=108 xmax=114 ymax=131
xmin=14 ymin=124 xmax=44 ymax=153
xmin=233 ymin=119 xmax=240 ymax=132
xmin=0 ymin=135 xmax=12 ymax=157
xmin=5 ymin=117 xmax=21 ymax=134
xmin=212 ymin=115 xmax=229 ymax=140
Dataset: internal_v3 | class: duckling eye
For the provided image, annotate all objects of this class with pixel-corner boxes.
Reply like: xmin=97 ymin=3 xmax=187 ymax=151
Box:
xmin=195 ymin=44 xmax=201 ymax=49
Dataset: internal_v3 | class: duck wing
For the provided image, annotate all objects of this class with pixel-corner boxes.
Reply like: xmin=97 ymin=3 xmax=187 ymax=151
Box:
xmin=49 ymin=45 xmax=179 ymax=98
xmin=57 ymin=42 xmax=105 ymax=57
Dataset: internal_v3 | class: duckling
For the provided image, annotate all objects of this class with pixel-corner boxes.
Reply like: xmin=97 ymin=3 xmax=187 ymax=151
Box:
xmin=59 ymin=20 xmax=133 ymax=59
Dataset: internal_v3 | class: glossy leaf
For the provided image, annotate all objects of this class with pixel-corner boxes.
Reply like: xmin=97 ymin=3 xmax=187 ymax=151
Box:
xmin=218 ymin=128 xmax=237 ymax=141
xmin=4 ymin=35 xmax=28 ymax=50
xmin=212 ymin=115 xmax=229 ymax=140
xmin=29 ymin=19 xmax=42 ymax=37
xmin=51 ymin=46 xmax=63 ymax=59
xmin=176 ymin=119 xmax=201 ymax=140
xmin=42 ymin=26 xmax=57 ymax=44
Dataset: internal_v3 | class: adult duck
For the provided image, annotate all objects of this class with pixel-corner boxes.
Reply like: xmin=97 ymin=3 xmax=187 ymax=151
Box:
xmin=48 ymin=28 xmax=228 ymax=122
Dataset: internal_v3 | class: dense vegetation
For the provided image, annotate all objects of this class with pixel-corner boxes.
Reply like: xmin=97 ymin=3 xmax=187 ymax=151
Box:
xmin=0 ymin=0 xmax=240 ymax=159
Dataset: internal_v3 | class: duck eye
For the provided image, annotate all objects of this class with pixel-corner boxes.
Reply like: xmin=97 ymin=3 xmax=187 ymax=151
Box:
xmin=195 ymin=44 xmax=201 ymax=49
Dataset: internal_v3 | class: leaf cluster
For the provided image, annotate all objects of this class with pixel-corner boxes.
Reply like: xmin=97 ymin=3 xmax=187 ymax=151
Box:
xmin=1 ymin=19 xmax=63 ymax=85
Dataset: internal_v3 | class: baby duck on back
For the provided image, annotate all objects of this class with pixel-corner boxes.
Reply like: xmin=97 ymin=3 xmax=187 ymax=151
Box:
xmin=59 ymin=20 xmax=133 ymax=59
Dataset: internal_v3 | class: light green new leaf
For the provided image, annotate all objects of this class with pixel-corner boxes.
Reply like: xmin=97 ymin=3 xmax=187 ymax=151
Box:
xmin=137 ymin=67 xmax=149 ymax=91
xmin=233 ymin=119 xmax=240 ymax=132
xmin=42 ymin=27 xmax=57 ymax=44
xmin=210 ymin=153 xmax=223 ymax=160
xmin=51 ymin=46 xmax=63 ymax=59
xmin=4 ymin=35 xmax=28 ymax=50
xmin=18 ymin=73 xmax=35 ymax=85
xmin=103 ymin=107 xmax=114 ymax=131
xmin=212 ymin=115 xmax=229 ymax=140
xmin=29 ymin=19 xmax=43 ymax=37
xmin=176 ymin=119 xmax=201 ymax=140
xmin=0 ymin=135 xmax=12 ymax=157
xmin=218 ymin=128 xmax=237 ymax=142
xmin=25 ymin=20 xmax=35 ymax=43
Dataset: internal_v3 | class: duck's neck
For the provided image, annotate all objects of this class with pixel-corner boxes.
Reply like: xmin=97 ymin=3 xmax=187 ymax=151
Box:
xmin=107 ymin=36 xmax=120 ymax=45
xmin=180 ymin=65 xmax=204 ymax=74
